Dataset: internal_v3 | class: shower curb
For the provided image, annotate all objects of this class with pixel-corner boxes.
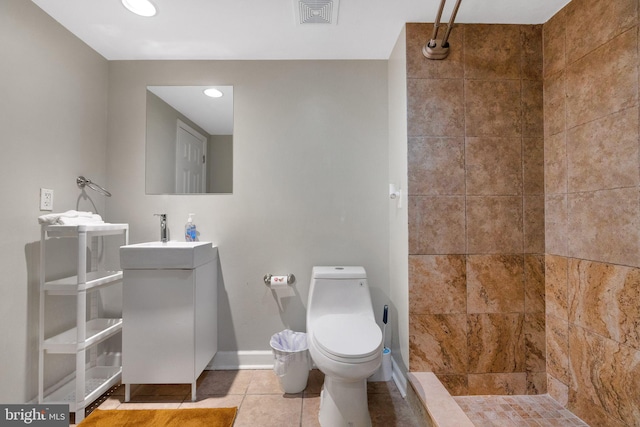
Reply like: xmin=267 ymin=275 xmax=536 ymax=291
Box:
xmin=406 ymin=372 xmax=474 ymax=427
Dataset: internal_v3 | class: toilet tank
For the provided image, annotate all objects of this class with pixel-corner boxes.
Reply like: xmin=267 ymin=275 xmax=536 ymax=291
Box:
xmin=307 ymin=266 xmax=374 ymax=325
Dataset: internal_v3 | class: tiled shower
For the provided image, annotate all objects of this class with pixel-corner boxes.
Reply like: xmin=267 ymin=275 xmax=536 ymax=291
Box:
xmin=407 ymin=0 xmax=640 ymax=425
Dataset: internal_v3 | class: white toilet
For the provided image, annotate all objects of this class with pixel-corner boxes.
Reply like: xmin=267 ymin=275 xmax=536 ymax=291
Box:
xmin=307 ymin=266 xmax=383 ymax=427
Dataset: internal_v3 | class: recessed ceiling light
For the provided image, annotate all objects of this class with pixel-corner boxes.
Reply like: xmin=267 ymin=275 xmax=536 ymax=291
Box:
xmin=121 ymin=0 xmax=157 ymax=17
xmin=203 ymin=88 xmax=223 ymax=98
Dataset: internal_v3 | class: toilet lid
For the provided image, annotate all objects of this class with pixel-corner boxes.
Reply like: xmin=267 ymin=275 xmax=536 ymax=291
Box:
xmin=313 ymin=315 xmax=382 ymax=359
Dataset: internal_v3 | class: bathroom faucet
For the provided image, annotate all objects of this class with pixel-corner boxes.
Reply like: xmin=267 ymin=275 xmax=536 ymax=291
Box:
xmin=154 ymin=214 xmax=168 ymax=242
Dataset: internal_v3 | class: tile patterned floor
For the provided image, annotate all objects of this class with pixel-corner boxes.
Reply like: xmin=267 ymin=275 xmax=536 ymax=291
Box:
xmin=72 ymin=369 xmax=422 ymax=426
xmin=454 ymin=394 xmax=590 ymax=427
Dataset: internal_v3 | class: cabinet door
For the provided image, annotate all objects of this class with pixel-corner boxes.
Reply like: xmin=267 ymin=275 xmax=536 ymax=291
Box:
xmin=123 ymin=269 xmax=194 ymax=384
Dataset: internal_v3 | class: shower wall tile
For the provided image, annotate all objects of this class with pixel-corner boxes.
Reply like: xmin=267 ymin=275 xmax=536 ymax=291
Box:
xmin=567 ymin=188 xmax=640 ymax=266
xmin=407 ymin=78 xmax=465 ymax=137
xmin=523 ymin=137 xmax=544 ymax=195
xmin=464 ymin=25 xmax=521 ymax=80
xmin=467 ymin=196 xmax=523 ymax=254
xmin=435 ymin=374 xmax=468 ymax=396
xmin=543 ymin=6 xmax=566 ymax=78
xmin=467 ymin=313 xmax=525 ymax=374
xmin=408 ymin=196 xmax=465 ymax=254
xmin=545 ymin=254 xmax=568 ymax=320
xmin=406 ymin=23 xmax=464 ymax=80
xmin=545 ymin=314 xmax=570 ymax=383
xmin=466 ymin=255 xmax=524 ymax=314
xmin=409 ymin=314 xmax=468 ymax=374
xmin=547 ymin=374 xmax=569 ymax=406
xmin=524 ymin=195 xmax=545 ymax=254
xmin=524 ymin=312 xmax=546 ymax=373
xmin=568 ymin=259 xmax=640 ymax=351
xmin=408 ymin=137 xmax=465 ymax=195
xmin=543 ymin=71 xmax=566 ymax=137
xmin=568 ymin=325 xmax=640 ymax=427
xmin=524 ymin=254 xmax=545 ymax=314
xmin=467 ymin=373 xmax=527 ymax=396
xmin=522 ymin=80 xmax=544 ymax=137
xmin=566 ymin=106 xmax=640 ymax=193
xmin=409 ymin=255 xmax=466 ymax=315
xmin=566 ymin=29 xmax=638 ymax=129
xmin=544 ymin=131 xmax=566 ymax=195
xmin=544 ymin=194 xmax=568 ymax=256
xmin=465 ymin=137 xmax=522 ymax=196
xmin=465 ymin=80 xmax=522 ymax=137
xmin=564 ymin=0 xmax=637 ymax=64
xmin=521 ymin=25 xmax=543 ymax=81
xmin=526 ymin=371 xmax=547 ymax=394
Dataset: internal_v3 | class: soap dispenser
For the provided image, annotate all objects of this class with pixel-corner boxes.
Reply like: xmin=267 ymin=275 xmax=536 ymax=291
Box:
xmin=185 ymin=213 xmax=197 ymax=242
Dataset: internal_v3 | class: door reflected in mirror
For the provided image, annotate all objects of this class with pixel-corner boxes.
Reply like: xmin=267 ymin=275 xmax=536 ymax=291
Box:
xmin=146 ymin=85 xmax=233 ymax=194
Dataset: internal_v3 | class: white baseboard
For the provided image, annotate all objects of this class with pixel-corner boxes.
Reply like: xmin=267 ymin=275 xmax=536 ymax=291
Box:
xmin=391 ymin=354 xmax=407 ymax=397
xmin=207 ymin=351 xmax=274 ymax=370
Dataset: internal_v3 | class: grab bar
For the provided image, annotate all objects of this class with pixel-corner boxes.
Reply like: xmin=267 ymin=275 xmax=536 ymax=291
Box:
xmin=76 ymin=176 xmax=112 ymax=197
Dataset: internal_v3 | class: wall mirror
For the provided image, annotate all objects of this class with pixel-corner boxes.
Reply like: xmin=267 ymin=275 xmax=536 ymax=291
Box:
xmin=146 ymin=85 xmax=233 ymax=194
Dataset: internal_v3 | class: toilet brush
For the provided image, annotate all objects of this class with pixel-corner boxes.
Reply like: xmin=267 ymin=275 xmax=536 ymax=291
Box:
xmin=382 ymin=305 xmax=388 ymax=348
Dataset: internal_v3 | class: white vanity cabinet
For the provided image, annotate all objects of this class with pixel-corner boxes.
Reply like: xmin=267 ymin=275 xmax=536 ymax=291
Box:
xmin=120 ymin=242 xmax=218 ymax=401
xmin=38 ymin=223 xmax=129 ymax=423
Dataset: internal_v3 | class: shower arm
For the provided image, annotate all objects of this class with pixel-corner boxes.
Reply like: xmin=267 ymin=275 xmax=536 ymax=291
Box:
xmin=427 ymin=0 xmax=447 ymax=48
xmin=441 ymin=0 xmax=462 ymax=48
xmin=76 ymin=176 xmax=112 ymax=197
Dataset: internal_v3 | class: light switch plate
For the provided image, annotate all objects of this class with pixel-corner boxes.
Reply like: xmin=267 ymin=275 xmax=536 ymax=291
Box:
xmin=40 ymin=188 xmax=53 ymax=211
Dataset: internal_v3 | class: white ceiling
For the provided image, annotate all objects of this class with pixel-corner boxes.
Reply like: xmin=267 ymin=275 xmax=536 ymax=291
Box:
xmin=31 ymin=0 xmax=570 ymax=60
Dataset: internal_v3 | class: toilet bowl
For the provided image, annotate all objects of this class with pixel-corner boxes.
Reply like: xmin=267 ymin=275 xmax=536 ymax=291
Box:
xmin=307 ymin=266 xmax=383 ymax=427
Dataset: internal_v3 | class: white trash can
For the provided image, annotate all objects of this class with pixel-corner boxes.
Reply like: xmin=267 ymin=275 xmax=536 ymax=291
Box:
xmin=270 ymin=329 xmax=310 ymax=394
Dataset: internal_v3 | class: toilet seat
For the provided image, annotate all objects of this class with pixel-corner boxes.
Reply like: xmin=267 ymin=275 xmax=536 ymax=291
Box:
xmin=312 ymin=315 xmax=382 ymax=362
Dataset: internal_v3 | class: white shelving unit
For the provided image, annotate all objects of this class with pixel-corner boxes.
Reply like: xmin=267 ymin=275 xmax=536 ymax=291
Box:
xmin=38 ymin=223 xmax=128 ymax=423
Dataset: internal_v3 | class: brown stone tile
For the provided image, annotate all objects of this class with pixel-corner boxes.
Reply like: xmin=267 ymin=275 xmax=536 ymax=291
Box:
xmin=406 ymin=23 xmax=464 ymax=79
xmin=524 ymin=254 xmax=545 ymax=313
xmin=522 ymin=80 xmax=544 ymax=137
xmin=408 ymin=196 xmax=465 ymax=254
xmin=467 ymin=255 xmax=525 ymax=314
xmin=408 ymin=78 xmax=465 ymax=137
xmin=179 ymin=394 xmax=244 ymax=409
xmin=544 ymin=194 xmax=568 ymax=256
xmin=566 ymin=29 xmax=638 ymax=129
xmin=368 ymin=386 xmax=423 ymax=427
xmin=234 ymin=394 xmax=302 ymax=427
xmin=465 ymin=80 xmax=522 ymax=137
xmin=408 ymin=136 xmax=465 ymax=195
xmin=524 ymin=312 xmax=546 ymax=373
xmin=435 ymin=374 xmax=469 ymax=396
xmin=466 ymin=196 xmax=523 ymax=254
xmin=568 ymin=325 xmax=640 ymax=427
xmin=409 ymin=255 xmax=466 ymax=315
xmin=545 ymin=254 xmax=568 ymax=320
xmin=523 ymin=137 xmax=544 ymax=195
xmin=547 ymin=374 xmax=569 ymax=406
xmin=465 ymin=137 xmax=522 ymax=196
xmin=545 ymin=314 xmax=570 ymax=383
xmin=526 ymin=372 xmax=547 ymax=395
xmin=467 ymin=373 xmax=527 ymax=395
xmin=467 ymin=314 xmax=525 ymax=374
xmin=303 ymin=369 xmax=324 ymax=395
xmin=567 ymin=106 xmax=640 ymax=193
xmin=543 ymin=71 xmax=566 ymax=137
xmin=543 ymin=6 xmax=567 ymax=78
xmin=464 ymin=25 xmax=521 ymax=80
xmin=524 ymin=195 xmax=545 ymax=254
xmin=567 ymin=188 xmax=640 ymax=266
xmin=568 ymin=259 xmax=640 ymax=351
xmin=246 ymin=369 xmax=288 ymax=395
xmin=544 ymin=131 xmax=567 ymax=195
xmin=564 ymin=0 xmax=637 ymax=63
xmin=409 ymin=314 xmax=468 ymax=374
xmin=521 ymin=25 xmax=543 ymax=81
xmin=301 ymin=393 xmax=321 ymax=427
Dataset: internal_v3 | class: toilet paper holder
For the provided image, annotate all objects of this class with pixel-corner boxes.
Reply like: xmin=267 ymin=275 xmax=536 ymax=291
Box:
xmin=263 ymin=274 xmax=296 ymax=286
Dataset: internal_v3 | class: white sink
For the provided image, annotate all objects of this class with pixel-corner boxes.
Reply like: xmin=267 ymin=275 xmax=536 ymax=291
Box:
xmin=120 ymin=241 xmax=217 ymax=269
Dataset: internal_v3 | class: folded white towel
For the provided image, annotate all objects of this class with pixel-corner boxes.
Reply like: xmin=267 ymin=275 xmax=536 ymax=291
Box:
xmin=38 ymin=210 xmax=104 ymax=225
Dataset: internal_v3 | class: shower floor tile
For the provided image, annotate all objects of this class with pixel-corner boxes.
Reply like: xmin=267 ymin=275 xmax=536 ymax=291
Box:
xmin=454 ymin=394 xmax=590 ymax=427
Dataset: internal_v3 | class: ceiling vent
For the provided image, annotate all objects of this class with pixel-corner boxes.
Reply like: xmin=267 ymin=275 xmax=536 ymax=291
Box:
xmin=295 ymin=0 xmax=340 ymax=25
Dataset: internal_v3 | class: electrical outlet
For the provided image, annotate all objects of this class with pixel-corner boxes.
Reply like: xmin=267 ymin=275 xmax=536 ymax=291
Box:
xmin=40 ymin=188 xmax=54 ymax=211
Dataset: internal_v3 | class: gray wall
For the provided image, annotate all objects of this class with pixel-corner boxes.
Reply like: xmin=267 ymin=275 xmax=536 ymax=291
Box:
xmin=106 ymin=60 xmax=391 ymax=355
xmin=0 ymin=0 xmax=109 ymax=402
